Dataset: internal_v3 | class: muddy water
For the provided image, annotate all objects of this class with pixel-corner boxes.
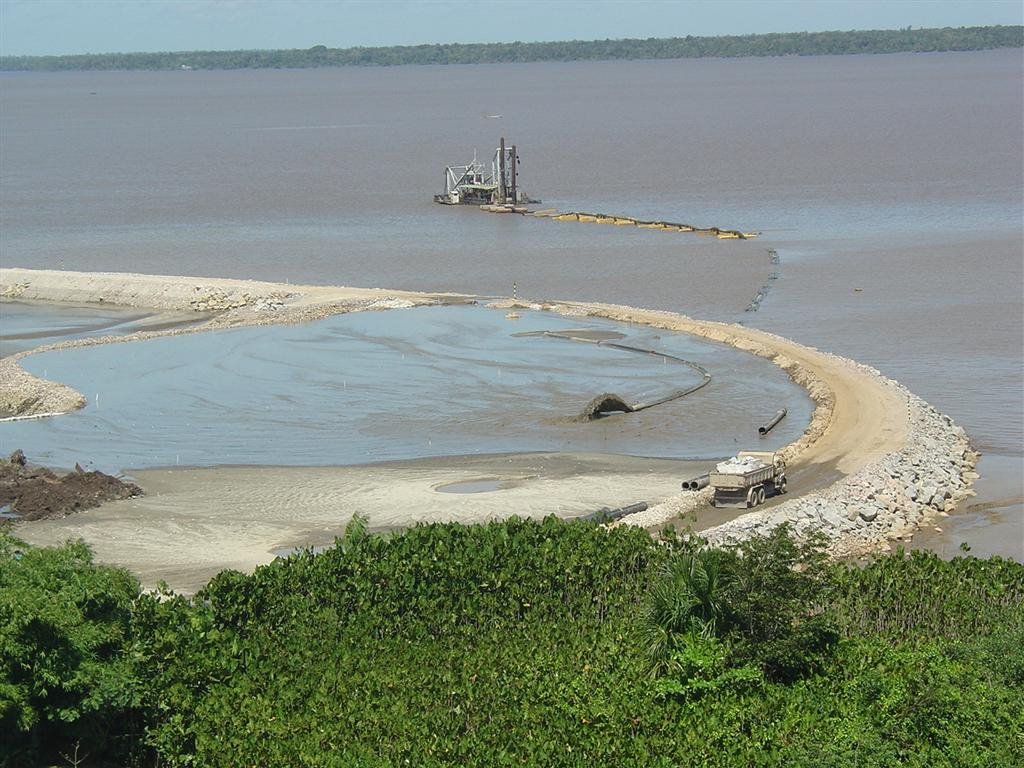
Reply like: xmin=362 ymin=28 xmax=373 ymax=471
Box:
xmin=758 ymin=234 xmax=1023 ymax=558
xmin=1 ymin=50 xmax=1020 ymax=555
xmin=0 ymin=304 xmax=812 ymax=473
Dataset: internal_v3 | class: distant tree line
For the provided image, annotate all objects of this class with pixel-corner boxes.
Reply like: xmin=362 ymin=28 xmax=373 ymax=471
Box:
xmin=2 ymin=25 xmax=1021 ymax=72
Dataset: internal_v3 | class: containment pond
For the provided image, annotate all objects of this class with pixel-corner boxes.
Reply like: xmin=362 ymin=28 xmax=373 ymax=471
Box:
xmin=0 ymin=304 xmax=813 ymax=472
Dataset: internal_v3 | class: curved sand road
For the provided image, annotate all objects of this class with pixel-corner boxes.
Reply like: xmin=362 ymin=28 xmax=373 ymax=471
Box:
xmin=1 ymin=268 xmax=974 ymax=589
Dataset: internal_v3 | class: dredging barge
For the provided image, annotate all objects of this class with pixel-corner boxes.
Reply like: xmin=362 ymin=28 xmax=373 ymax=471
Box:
xmin=434 ymin=137 xmax=535 ymax=208
xmin=434 ymin=137 xmax=756 ymax=238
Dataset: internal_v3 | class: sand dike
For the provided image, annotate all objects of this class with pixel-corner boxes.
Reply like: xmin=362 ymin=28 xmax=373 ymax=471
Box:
xmin=1 ymin=268 xmax=979 ymax=561
xmin=496 ymin=297 xmax=979 ymax=557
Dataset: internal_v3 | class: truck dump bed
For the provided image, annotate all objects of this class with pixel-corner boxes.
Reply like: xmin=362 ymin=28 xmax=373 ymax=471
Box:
xmin=709 ymin=451 xmax=786 ymax=509
xmin=709 ymin=464 xmax=777 ymax=490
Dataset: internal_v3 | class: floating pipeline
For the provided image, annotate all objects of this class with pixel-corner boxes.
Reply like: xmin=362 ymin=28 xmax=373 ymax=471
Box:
xmin=479 ymin=204 xmax=759 ymax=240
xmin=746 ymin=248 xmax=781 ymax=312
xmin=542 ymin=210 xmax=758 ymax=240
xmin=518 ymin=329 xmax=712 ymax=420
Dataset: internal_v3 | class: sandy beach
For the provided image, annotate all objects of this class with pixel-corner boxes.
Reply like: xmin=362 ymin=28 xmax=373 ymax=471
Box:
xmin=1 ymin=267 xmax=977 ymax=590
xmin=14 ymin=452 xmax=702 ymax=593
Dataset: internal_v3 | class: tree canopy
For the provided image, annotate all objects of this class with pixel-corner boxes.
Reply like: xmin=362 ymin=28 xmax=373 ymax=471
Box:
xmin=2 ymin=26 xmax=1021 ymax=72
xmin=2 ymin=519 xmax=1022 ymax=767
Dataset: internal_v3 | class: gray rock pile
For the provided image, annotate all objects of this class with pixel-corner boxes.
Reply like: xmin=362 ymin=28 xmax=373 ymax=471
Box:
xmin=0 ymin=354 xmax=85 ymax=419
xmin=188 ymin=287 xmax=294 ymax=312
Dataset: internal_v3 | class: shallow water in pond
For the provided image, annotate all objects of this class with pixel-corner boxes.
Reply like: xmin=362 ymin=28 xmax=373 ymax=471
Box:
xmin=0 ymin=300 xmax=144 ymax=357
xmin=0 ymin=304 xmax=813 ymax=473
xmin=0 ymin=299 xmax=207 ymax=357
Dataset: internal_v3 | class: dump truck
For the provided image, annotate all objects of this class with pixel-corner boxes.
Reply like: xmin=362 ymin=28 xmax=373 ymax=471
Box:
xmin=709 ymin=451 xmax=787 ymax=509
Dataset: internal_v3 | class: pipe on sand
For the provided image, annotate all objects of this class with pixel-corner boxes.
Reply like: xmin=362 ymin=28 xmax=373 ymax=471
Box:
xmin=582 ymin=501 xmax=649 ymax=523
xmin=682 ymin=473 xmax=710 ymax=491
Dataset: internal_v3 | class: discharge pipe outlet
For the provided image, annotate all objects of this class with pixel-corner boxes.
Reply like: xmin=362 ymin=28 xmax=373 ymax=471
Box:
xmin=758 ymin=408 xmax=787 ymax=436
xmin=682 ymin=474 xmax=710 ymax=491
xmin=582 ymin=501 xmax=649 ymax=523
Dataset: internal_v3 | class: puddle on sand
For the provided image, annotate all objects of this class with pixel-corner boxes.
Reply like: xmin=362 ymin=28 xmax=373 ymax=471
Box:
xmin=435 ymin=478 xmax=507 ymax=494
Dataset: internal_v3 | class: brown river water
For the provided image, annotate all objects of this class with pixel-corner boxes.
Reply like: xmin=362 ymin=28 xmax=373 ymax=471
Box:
xmin=1 ymin=50 xmax=1021 ymax=557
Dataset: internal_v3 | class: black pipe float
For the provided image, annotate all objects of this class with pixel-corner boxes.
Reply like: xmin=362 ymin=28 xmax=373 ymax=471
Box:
xmin=759 ymin=408 xmax=787 ymax=436
xmin=523 ymin=330 xmax=713 ymax=421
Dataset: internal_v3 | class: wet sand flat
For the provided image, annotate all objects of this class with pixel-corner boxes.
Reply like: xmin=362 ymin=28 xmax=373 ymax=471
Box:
xmin=16 ymin=453 xmax=707 ymax=593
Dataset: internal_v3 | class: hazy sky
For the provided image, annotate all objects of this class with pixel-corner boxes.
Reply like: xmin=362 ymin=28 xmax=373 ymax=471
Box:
xmin=2 ymin=0 xmax=1022 ymax=57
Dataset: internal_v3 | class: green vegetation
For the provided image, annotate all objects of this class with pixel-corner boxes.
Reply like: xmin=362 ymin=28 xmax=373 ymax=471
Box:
xmin=0 ymin=535 xmax=146 ymax=765
xmin=2 ymin=26 xmax=1021 ymax=72
xmin=2 ymin=519 xmax=1022 ymax=766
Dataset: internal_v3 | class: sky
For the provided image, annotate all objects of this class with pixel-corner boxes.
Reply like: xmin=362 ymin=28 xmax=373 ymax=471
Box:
xmin=1 ymin=0 xmax=1022 ymax=57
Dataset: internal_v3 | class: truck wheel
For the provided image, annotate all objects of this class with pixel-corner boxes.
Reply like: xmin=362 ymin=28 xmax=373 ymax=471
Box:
xmin=756 ymin=487 xmax=766 ymax=505
xmin=777 ymin=476 xmax=788 ymax=494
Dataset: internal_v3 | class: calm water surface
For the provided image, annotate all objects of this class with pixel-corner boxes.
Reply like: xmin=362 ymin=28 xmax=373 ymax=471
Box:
xmin=0 ymin=305 xmax=812 ymax=471
xmin=1 ymin=50 xmax=1020 ymax=554
xmin=0 ymin=300 xmax=194 ymax=357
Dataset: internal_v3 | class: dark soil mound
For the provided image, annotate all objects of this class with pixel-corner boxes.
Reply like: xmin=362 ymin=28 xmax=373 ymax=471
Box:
xmin=0 ymin=450 xmax=143 ymax=521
